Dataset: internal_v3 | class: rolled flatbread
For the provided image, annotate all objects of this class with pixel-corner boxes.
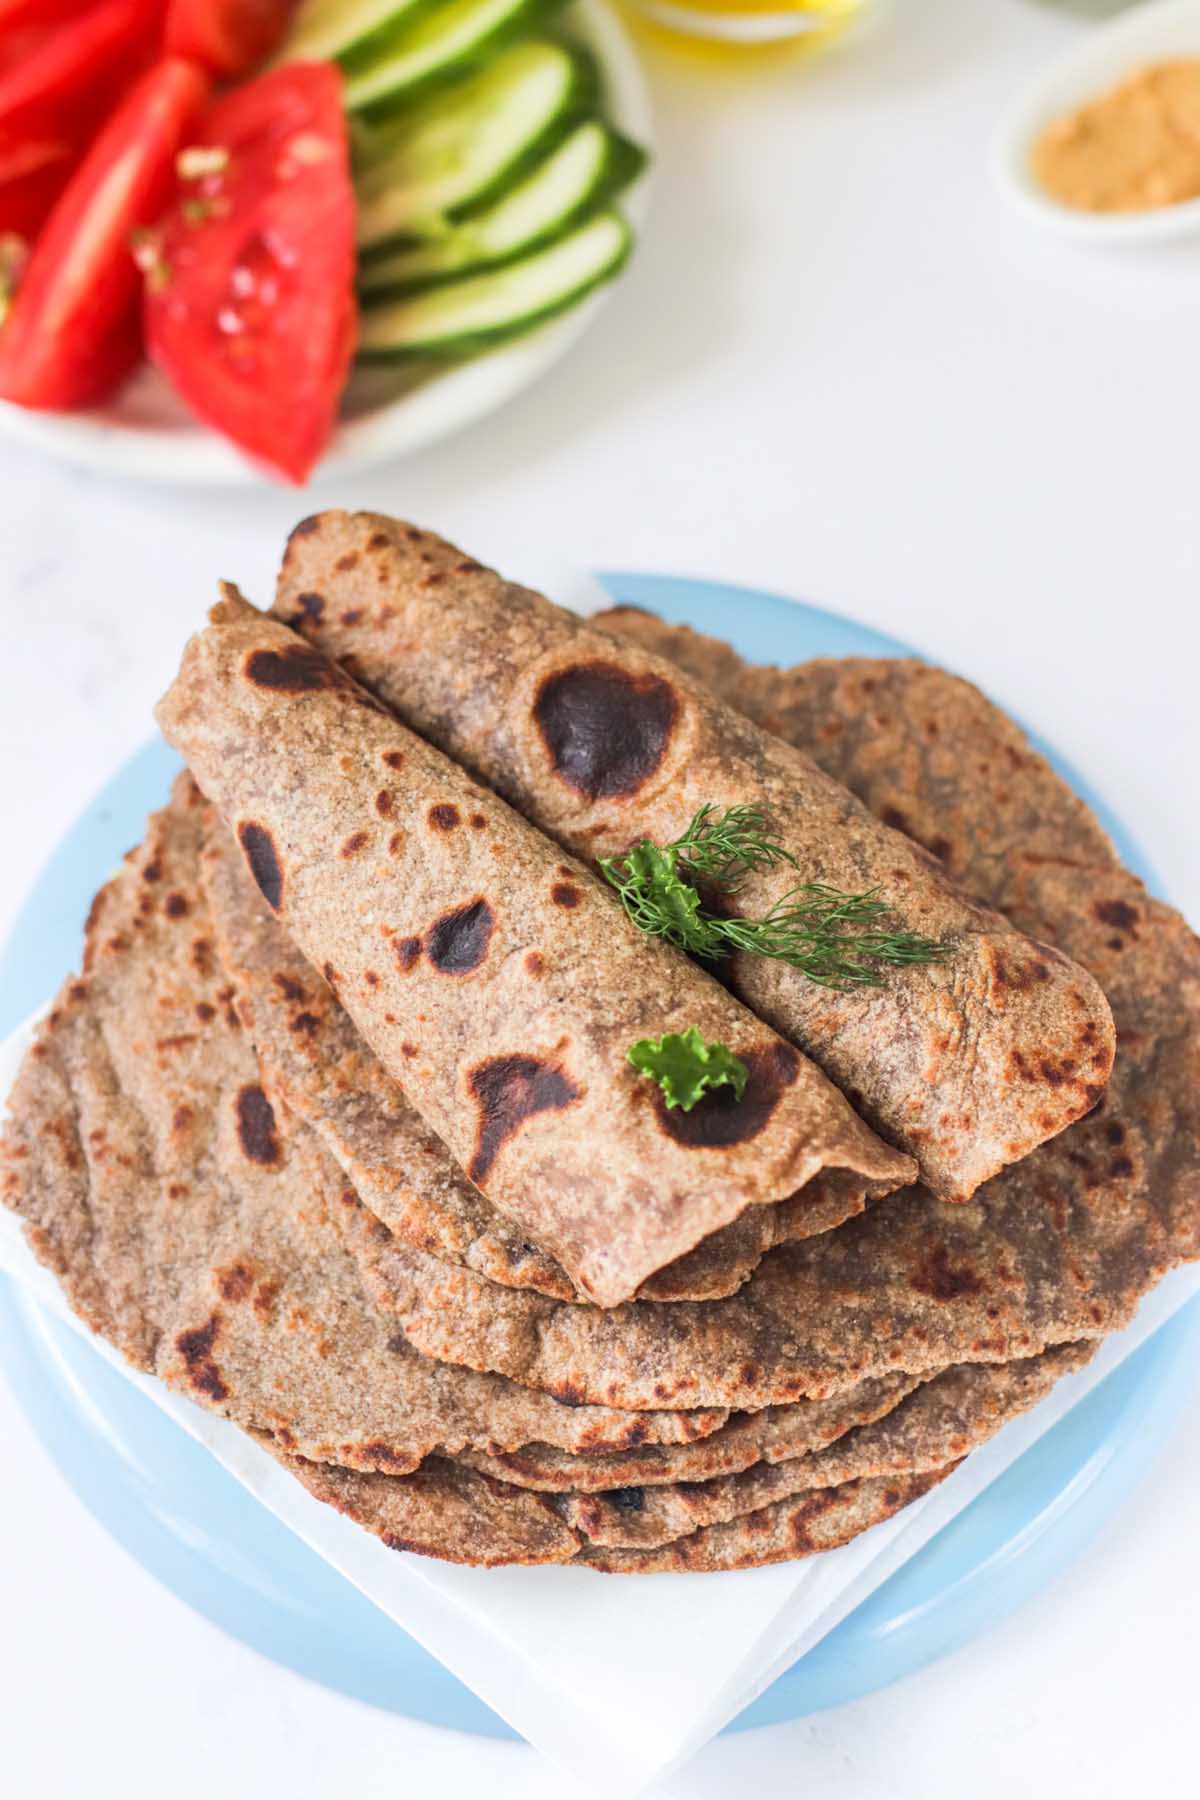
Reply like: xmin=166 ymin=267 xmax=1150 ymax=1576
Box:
xmin=155 ymin=590 xmax=914 ymax=1307
xmin=274 ymin=512 xmax=1116 ymax=1202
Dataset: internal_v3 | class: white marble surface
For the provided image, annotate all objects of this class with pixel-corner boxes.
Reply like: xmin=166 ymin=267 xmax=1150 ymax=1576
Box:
xmin=1 ymin=0 xmax=1198 ymax=1795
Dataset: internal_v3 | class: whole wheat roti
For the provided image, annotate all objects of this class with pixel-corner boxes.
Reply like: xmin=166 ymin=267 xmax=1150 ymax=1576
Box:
xmin=0 ymin=783 xmax=733 ymax=1470
xmin=552 ymin=1342 xmax=1094 ymax=1548
xmin=353 ymin=649 xmax=1200 ymax=1411
xmin=156 ymin=591 xmax=914 ymax=1309
xmin=577 ymin=1465 xmax=955 ymax=1575
xmin=278 ymin=1441 xmax=949 ymax=1574
xmin=264 ymin=1439 xmax=582 ymax=1568
xmin=275 ymin=511 xmax=1114 ymax=1202
xmin=201 ymin=821 xmax=885 ymax=1306
xmin=457 ymin=1370 xmax=927 ymax=1493
xmin=0 ymin=801 xmax=957 ymax=1582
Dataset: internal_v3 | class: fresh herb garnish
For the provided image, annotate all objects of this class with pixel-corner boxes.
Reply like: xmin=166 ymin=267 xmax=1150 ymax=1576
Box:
xmin=665 ymin=802 xmax=800 ymax=890
xmin=600 ymin=804 xmax=950 ymax=991
xmin=627 ymin=1028 xmax=749 ymax=1112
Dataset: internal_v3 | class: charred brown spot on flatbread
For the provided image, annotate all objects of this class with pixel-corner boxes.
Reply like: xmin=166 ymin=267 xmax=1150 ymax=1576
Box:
xmin=1095 ymin=899 xmax=1140 ymax=937
xmin=425 ymin=899 xmax=494 ymax=975
xmin=357 ymin=1440 xmax=413 ymax=1471
xmin=910 ymin=1244 xmax=984 ymax=1301
xmin=653 ymin=1043 xmax=800 ymax=1149
xmin=236 ymin=1084 xmax=280 ymax=1166
xmin=243 ymin=641 xmax=386 ymax=715
xmin=216 ymin=1261 xmax=254 ymax=1302
xmin=394 ymin=936 xmax=422 ymax=972
xmin=428 ymin=803 xmax=460 ymax=831
xmin=532 ymin=661 xmax=679 ymax=801
xmin=175 ymin=1313 xmax=228 ymax=1402
xmin=607 ymin=1487 xmax=644 ymax=1512
xmin=468 ymin=1055 xmax=583 ymax=1184
xmin=236 ymin=822 xmax=283 ymax=911
xmin=244 ymin=642 xmax=351 ymax=694
xmin=551 ymin=881 xmax=582 ymax=909
xmin=292 ymin=591 xmax=325 ymax=622
xmin=989 ymin=947 xmax=1053 ymax=996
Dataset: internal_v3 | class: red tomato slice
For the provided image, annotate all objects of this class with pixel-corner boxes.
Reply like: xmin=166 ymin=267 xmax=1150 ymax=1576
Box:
xmin=165 ymin=0 xmax=294 ymax=79
xmin=0 ymin=57 xmax=208 ymax=409
xmin=0 ymin=0 xmax=97 ymax=23
xmin=0 ymin=0 xmax=164 ymax=135
xmin=145 ymin=62 xmax=355 ymax=483
xmin=0 ymin=152 xmax=77 ymax=238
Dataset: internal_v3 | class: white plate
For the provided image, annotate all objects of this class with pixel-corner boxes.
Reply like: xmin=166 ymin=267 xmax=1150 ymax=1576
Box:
xmin=992 ymin=0 xmax=1200 ymax=245
xmin=0 ymin=0 xmax=653 ymax=488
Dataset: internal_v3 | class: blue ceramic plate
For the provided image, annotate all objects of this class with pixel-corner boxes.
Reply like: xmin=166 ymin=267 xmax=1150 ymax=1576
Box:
xmin=1 ymin=573 xmax=1196 ymax=1737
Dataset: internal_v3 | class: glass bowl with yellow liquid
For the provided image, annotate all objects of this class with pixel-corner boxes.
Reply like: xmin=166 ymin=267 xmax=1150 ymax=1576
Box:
xmin=632 ymin=0 xmax=863 ymax=46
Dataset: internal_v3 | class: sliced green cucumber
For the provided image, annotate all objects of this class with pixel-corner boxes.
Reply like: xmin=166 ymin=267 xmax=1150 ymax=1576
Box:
xmin=360 ymin=123 xmax=645 ymax=294
xmin=276 ymin=0 xmax=429 ymax=66
xmin=344 ymin=0 xmax=562 ymax=115
xmin=358 ymin=210 xmax=632 ymax=358
xmin=354 ymin=39 xmax=591 ymax=250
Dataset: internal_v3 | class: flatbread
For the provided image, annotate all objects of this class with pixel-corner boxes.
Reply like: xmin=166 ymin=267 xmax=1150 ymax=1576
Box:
xmin=552 ymin=1343 xmax=1094 ymax=1547
xmin=456 ymin=1371 xmax=927 ymax=1493
xmin=275 ymin=511 xmax=1114 ymax=1202
xmin=201 ymin=822 xmax=887 ymax=1306
xmin=269 ymin=1441 xmax=581 ymax=1568
xmin=156 ymin=590 xmax=914 ymax=1308
xmin=0 ymin=781 xmax=951 ymax=1572
xmin=578 ymin=1466 xmax=955 ymax=1575
xmin=271 ymin=1437 xmax=949 ymax=1574
xmin=348 ymin=648 xmax=1200 ymax=1411
xmin=0 ymin=783 xmax=732 ymax=1473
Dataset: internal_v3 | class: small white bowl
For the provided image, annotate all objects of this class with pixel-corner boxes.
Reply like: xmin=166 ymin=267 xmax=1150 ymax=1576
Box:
xmin=0 ymin=0 xmax=652 ymax=488
xmin=992 ymin=0 xmax=1200 ymax=244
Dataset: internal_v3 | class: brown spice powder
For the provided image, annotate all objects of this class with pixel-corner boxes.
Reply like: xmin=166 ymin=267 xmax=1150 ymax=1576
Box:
xmin=1032 ymin=58 xmax=1200 ymax=213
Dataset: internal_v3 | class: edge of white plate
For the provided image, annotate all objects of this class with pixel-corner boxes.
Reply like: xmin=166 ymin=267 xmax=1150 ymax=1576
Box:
xmin=0 ymin=0 xmax=655 ymax=489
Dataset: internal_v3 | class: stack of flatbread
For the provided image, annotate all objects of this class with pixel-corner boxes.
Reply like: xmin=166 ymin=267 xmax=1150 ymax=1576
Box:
xmin=4 ymin=512 xmax=1198 ymax=1576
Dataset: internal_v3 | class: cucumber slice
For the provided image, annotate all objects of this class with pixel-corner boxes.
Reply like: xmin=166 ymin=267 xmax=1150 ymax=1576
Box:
xmin=358 ymin=211 xmax=632 ymax=358
xmin=344 ymin=0 xmax=561 ymax=115
xmin=354 ymin=40 xmax=590 ymax=250
xmin=360 ymin=123 xmax=645 ymax=294
xmin=277 ymin=0 xmax=429 ymax=66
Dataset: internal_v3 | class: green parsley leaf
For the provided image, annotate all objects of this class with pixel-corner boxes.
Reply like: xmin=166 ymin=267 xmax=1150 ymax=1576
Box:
xmin=627 ymin=1028 xmax=750 ymax=1112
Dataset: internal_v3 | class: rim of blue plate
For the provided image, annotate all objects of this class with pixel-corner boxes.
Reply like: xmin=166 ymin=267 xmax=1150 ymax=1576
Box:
xmin=0 ymin=571 xmax=1194 ymax=1741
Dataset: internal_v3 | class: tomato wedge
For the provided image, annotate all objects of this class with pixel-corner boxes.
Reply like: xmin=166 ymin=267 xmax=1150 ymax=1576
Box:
xmin=145 ymin=62 xmax=355 ymax=483
xmin=0 ymin=154 xmax=76 ymax=238
xmin=165 ymin=0 xmax=295 ymax=79
xmin=0 ymin=0 xmax=166 ymax=249
xmin=0 ymin=0 xmax=97 ymax=23
xmin=0 ymin=0 xmax=164 ymax=136
xmin=0 ymin=57 xmax=208 ymax=409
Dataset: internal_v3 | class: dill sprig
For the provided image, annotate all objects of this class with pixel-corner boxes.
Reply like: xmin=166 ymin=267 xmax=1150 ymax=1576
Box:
xmin=669 ymin=803 xmax=800 ymax=890
xmin=599 ymin=804 xmax=950 ymax=991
